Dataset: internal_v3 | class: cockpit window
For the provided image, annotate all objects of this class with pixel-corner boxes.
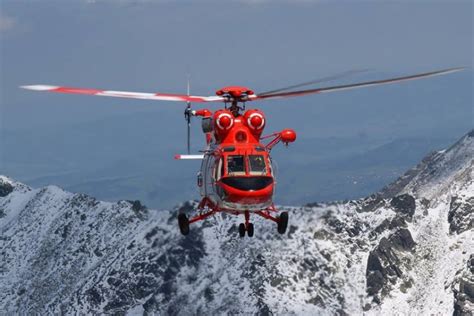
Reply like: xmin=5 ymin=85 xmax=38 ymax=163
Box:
xmin=248 ymin=155 xmax=267 ymax=175
xmin=227 ymin=155 xmax=245 ymax=176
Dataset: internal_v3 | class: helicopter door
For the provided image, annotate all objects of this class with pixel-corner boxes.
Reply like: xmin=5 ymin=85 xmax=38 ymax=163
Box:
xmin=203 ymin=154 xmax=219 ymax=202
xmin=214 ymin=157 xmax=225 ymax=198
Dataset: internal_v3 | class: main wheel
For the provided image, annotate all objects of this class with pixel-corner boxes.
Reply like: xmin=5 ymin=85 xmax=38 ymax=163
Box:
xmin=239 ymin=223 xmax=246 ymax=237
xmin=247 ymin=223 xmax=254 ymax=237
xmin=178 ymin=213 xmax=190 ymax=235
xmin=277 ymin=212 xmax=289 ymax=234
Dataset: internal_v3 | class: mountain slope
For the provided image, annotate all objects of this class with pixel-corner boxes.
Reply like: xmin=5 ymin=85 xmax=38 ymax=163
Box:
xmin=0 ymin=130 xmax=472 ymax=315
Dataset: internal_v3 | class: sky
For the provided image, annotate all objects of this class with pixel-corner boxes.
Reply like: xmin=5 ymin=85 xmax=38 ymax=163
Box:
xmin=0 ymin=0 xmax=472 ymax=208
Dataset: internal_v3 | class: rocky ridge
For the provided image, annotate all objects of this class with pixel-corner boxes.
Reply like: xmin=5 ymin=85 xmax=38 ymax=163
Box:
xmin=0 ymin=130 xmax=472 ymax=315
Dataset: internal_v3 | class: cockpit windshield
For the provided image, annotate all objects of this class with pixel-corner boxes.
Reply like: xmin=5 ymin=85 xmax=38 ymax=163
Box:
xmin=225 ymin=154 xmax=268 ymax=176
xmin=248 ymin=155 xmax=267 ymax=175
xmin=227 ymin=155 xmax=245 ymax=176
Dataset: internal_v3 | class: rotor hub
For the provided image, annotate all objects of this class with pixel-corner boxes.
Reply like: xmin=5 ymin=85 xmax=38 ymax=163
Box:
xmin=216 ymin=86 xmax=254 ymax=102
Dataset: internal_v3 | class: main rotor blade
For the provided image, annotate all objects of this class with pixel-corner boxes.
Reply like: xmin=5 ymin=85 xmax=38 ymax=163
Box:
xmin=253 ymin=67 xmax=465 ymax=101
xmin=20 ymin=85 xmax=225 ymax=103
xmin=258 ymin=69 xmax=370 ymax=96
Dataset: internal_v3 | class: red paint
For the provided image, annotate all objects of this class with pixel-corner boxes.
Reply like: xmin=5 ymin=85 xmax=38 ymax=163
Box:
xmin=218 ymin=114 xmax=232 ymax=129
xmin=218 ymin=178 xmax=273 ymax=204
xmin=212 ymin=110 xmax=233 ymax=141
xmin=194 ymin=109 xmax=212 ymax=117
xmin=280 ymin=129 xmax=297 ymax=144
xmin=54 ymin=87 xmax=102 ymax=95
xmin=250 ymin=116 xmax=262 ymax=128
xmin=215 ymin=86 xmax=254 ymax=98
xmin=188 ymin=106 xmax=296 ymax=223
xmin=243 ymin=109 xmax=265 ymax=138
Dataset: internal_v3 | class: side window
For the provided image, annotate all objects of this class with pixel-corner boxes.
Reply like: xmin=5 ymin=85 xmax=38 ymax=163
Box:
xmin=268 ymin=157 xmax=273 ymax=176
xmin=227 ymin=155 xmax=246 ymax=176
xmin=215 ymin=157 xmax=223 ymax=180
xmin=206 ymin=155 xmax=215 ymax=179
xmin=220 ymin=158 xmax=225 ymax=178
xmin=248 ymin=155 xmax=267 ymax=176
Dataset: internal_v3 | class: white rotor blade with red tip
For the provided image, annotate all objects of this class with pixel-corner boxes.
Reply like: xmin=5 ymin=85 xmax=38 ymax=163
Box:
xmin=174 ymin=154 xmax=204 ymax=160
xmin=251 ymin=67 xmax=465 ymax=101
xmin=21 ymin=67 xmax=464 ymax=104
xmin=20 ymin=84 xmax=225 ymax=103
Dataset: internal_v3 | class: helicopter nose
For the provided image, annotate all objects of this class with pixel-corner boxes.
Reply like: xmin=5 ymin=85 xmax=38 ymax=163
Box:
xmin=219 ymin=176 xmax=274 ymax=204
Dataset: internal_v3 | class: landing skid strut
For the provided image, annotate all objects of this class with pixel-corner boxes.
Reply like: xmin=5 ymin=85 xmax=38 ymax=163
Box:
xmin=178 ymin=199 xmax=289 ymax=237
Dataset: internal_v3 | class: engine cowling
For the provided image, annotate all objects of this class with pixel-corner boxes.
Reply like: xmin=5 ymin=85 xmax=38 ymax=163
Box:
xmin=213 ymin=110 xmax=234 ymax=140
xmin=243 ymin=109 xmax=266 ymax=137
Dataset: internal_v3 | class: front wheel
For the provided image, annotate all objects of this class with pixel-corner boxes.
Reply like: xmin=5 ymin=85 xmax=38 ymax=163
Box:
xmin=277 ymin=212 xmax=289 ymax=234
xmin=238 ymin=223 xmax=246 ymax=237
xmin=178 ymin=213 xmax=190 ymax=235
xmin=247 ymin=223 xmax=254 ymax=237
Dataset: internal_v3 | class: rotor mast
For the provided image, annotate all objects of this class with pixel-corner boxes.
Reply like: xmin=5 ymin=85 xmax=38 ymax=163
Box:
xmin=215 ymin=86 xmax=254 ymax=117
xmin=228 ymin=100 xmax=245 ymax=117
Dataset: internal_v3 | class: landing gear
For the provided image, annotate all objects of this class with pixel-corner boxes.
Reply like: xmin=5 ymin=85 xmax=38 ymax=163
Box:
xmin=277 ymin=212 xmax=289 ymax=234
xmin=238 ymin=222 xmax=254 ymax=237
xmin=178 ymin=199 xmax=219 ymax=236
xmin=247 ymin=223 xmax=254 ymax=237
xmin=255 ymin=207 xmax=289 ymax=235
xmin=239 ymin=211 xmax=253 ymax=237
xmin=238 ymin=211 xmax=254 ymax=237
xmin=239 ymin=223 xmax=246 ymax=237
xmin=178 ymin=213 xmax=190 ymax=235
xmin=178 ymin=200 xmax=289 ymax=237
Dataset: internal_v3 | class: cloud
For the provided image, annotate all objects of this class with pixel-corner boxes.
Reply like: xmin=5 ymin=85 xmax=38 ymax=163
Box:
xmin=0 ymin=14 xmax=16 ymax=32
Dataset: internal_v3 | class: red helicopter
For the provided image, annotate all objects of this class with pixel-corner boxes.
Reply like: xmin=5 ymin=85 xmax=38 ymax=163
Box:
xmin=21 ymin=67 xmax=463 ymax=237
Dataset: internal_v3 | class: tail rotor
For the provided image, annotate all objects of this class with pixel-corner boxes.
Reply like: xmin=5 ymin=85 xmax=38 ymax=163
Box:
xmin=184 ymin=75 xmax=192 ymax=154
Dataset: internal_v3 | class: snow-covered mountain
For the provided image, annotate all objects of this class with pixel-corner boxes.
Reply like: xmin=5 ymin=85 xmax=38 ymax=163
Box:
xmin=1 ymin=130 xmax=472 ymax=315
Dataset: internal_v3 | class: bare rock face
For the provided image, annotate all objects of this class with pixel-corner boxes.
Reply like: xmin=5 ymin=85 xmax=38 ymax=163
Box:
xmin=0 ymin=178 xmax=13 ymax=198
xmin=390 ymin=194 xmax=416 ymax=219
xmin=448 ymin=196 xmax=474 ymax=234
xmin=371 ymin=215 xmax=407 ymax=236
xmin=453 ymin=255 xmax=474 ymax=316
xmin=0 ymin=177 xmax=14 ymax=219
xmin=366 ymin=228 xmax=415 ymax=297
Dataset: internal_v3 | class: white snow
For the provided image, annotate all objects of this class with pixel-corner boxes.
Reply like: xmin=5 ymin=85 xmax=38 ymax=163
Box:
xmin=0 ymin=131 xmax=472 ymax=315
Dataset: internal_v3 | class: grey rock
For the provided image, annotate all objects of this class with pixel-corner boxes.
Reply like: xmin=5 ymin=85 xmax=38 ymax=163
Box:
xmin=453 ymin=254 xmax=474 ymax=315
xmin=390 ymin=194 xmax=416 ymax=219
xmin=366 ymin=228 xmax=415 ymax=297
xmin=371 ymin=216 xmax=407 ymax=238
xmin=0 ymin=181 xmax=13 ymax=197
xmin=448 ymin=196 xmax=474 ymax=234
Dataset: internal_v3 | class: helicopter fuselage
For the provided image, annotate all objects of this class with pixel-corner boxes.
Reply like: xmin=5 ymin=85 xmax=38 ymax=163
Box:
xmin=191 ymin=100 xmax=295 ymax=215
xmin=199 ymin=142 xmax=274 ymax=213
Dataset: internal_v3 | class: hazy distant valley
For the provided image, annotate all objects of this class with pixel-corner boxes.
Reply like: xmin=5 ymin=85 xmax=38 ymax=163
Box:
xmin=2 ymin=111 xmax=461 ymax=209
